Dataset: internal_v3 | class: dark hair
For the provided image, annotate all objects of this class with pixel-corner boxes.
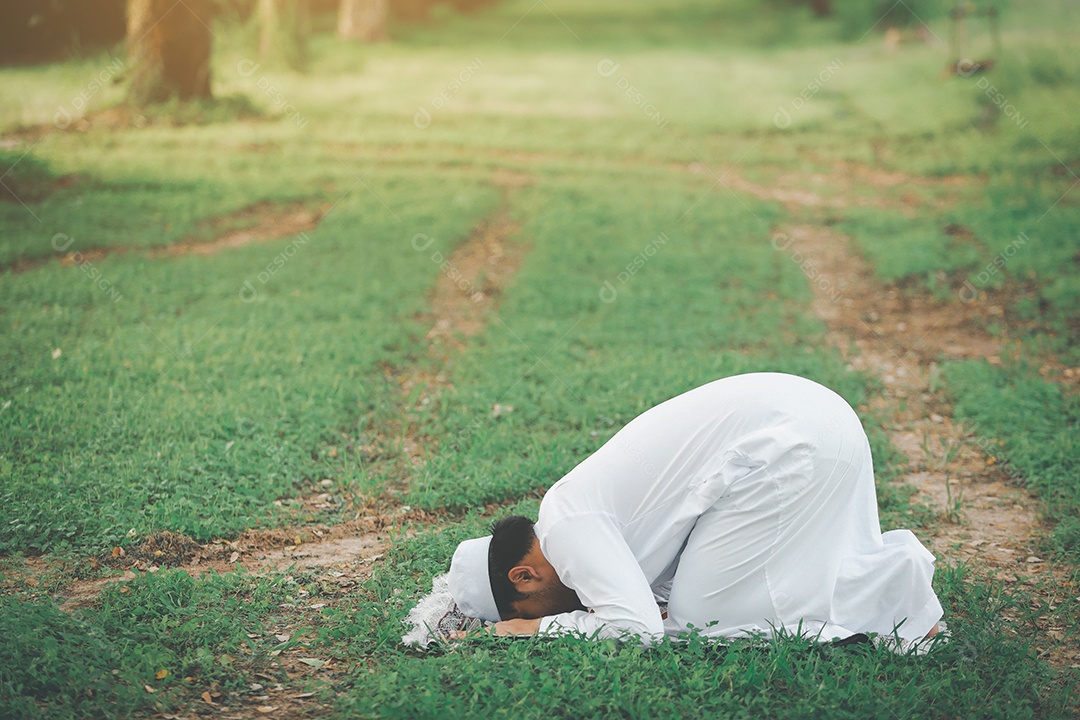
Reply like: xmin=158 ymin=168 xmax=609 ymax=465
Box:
xmin=488 ymin=515 xmax=536 ymax=619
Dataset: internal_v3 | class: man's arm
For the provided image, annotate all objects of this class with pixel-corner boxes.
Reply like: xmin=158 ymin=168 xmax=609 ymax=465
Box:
xmin=536 ymin=513 xmax=665 ymax=643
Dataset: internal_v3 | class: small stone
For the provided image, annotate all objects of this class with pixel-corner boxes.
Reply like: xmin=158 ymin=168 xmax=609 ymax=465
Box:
xmin=930 ymin=413 xmax=944 ymax=423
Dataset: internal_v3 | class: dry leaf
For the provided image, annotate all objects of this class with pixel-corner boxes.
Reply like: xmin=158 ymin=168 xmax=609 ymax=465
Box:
xmin=155 ymin=669 xmax=168 ymax=680
xmin=256 ymin=707 xmax=278 ymax=714
xmin=201 ymin=691 xmax=214 ymax=704
xmin=292 ymin=692 xmax=315 ymax=699
xmin=111 ymin=546 xmax=125 ymax=558
xmin=144 ymin=685 xmax=156 ymax=693
xmin=297 ymin=658 xmax=325 ymax=668
xmin=275 ymin=634 xmax=290 ymax=643
xmin=51 ymin=348 xmax=62 ymax=359
xmin=229 ymin=551 xmax=240 ymax=563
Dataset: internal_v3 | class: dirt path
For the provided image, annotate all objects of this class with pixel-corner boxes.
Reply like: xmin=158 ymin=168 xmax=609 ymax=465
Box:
xmin=26 ymin=178 xmax=530 ymax=608
xmin=5 ymin=198 xmax=327 ymax=274
xmin=772 ymin=219 xmax=1078 ymax=666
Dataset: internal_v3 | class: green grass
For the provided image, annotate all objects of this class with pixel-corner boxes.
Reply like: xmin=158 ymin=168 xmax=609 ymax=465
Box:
xmin=330 ymin=510 xmax=1077 ymax=719
xmin=2 ymin=0 xmax=1079 ymax=716
xmin=944 ymin=359 xmax=1080 ymax=564
xmin=0 ymin=570 xmax=303 ymax=719
xmin=0 ymin=175 xmax=500 ymax=553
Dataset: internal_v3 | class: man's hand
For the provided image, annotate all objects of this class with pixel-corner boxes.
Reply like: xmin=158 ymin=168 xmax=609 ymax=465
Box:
xmin=492 ymin=618 xmax=541 ymax=636
xmin=446 ymin=617 xmax=541 ymax=641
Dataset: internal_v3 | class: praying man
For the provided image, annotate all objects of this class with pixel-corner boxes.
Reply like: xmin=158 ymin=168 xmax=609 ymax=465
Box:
xmin=444 ymin=372 xmax=943 ymax=645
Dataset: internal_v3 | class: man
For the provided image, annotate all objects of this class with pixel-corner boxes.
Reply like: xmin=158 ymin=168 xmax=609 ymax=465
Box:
xmin=448 ymin=372 xmax=943 ymax=644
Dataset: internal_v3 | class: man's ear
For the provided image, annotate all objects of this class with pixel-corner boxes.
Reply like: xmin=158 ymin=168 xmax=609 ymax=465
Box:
xmin=507 ymin=564 xmax=540 ymax=590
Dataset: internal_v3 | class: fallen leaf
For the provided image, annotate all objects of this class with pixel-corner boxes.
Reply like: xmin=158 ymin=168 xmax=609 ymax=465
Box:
xmin=297 ymin=658 xmax=325 ymax=668
xmin=144 ymin=685 xmax=156 ymax=693
xmin=275 ymin=634 xmax=290 ymax=643
xmin=52 ymin=348 xmax=62 ymax=359
xmin=256 ymin=707 xmax=278 ymax=714
xmin=229 ymin=551 xmax=239 ymax=563
xmin=111 ymin=546 xmax=126 ymax=558
xmin=201 ymin=691 xmax=215 ymax=704
xmin=155 ymin=669 xmax=168 ymax=680
xmin=292 ymin=692 xmax=315 ymax=699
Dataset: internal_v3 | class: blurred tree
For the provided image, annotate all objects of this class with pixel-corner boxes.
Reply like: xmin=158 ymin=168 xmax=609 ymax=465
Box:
xmin=127 ymin=0 xmax=214 ymax=106
xmin=259 ymin=0 xmax=311 ymax=69
xmin=338 ymin=0 xmax=387 ymax=42
xmin=0 ymin=0 xmax=126 ymax=65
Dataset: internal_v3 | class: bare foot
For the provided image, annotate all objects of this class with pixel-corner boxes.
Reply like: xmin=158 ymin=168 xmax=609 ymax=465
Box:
xmin=924 ymin=623 xmax=940 ymax=639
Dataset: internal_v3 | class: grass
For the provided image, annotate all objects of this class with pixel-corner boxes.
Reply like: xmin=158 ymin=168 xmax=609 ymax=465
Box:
xmin=944 ymin=359 xmax=1080 ymax=565
xmin=0 ymin=570 xmax=302 ymax=719
xmin=1 ymin=0 xmax=1079 ymax=716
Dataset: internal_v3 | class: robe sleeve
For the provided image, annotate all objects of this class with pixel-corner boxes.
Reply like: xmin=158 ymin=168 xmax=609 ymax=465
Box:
xmin=535 ymin=512 xmax=665 ymax=643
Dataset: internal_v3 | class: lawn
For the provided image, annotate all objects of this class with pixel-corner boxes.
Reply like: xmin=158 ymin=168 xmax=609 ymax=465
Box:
xmin=1 ymin=0 xmax=1078 ymax=717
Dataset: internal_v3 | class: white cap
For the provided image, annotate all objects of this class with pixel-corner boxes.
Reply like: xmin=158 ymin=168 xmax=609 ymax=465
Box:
xmin=448 ymin=535 xmax=500 ymax=621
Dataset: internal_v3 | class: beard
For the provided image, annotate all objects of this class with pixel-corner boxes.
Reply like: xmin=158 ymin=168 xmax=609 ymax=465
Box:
xmin=531 ymin=578 xmax=586 ymax=616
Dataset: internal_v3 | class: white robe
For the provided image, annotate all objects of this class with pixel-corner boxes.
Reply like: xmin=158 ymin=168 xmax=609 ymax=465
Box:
xmin=535 ymin=372 xmax=943 ymax=644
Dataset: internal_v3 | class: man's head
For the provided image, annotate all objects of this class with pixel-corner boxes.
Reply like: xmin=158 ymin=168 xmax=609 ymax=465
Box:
xmin=448 ymin=515 xmax=584 ymax=622
xmin=488 ymin=515 xmax=584 ymax=620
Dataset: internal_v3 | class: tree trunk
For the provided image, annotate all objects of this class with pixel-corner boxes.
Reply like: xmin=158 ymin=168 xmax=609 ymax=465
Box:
xmin=258 ymin=0 xmax=278 ymax=61
xmin=127 ymin=0 xmax=213 ymax=106
xmin=259 ymin=0 xmax=310 ymax=69
xmin=338 ymin=0 xmax=387 ymax=42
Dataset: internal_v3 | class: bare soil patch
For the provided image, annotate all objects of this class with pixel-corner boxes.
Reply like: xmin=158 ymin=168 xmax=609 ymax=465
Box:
xmin=707 ymin=159 xmax=978 ymax=212
xmin=55 ymin=505 xmax=439 ymax=613
xmin=381 ymin=205 xmax=528 ymax=467
xmin=6 ymin=198 xmax=326 ymax=274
